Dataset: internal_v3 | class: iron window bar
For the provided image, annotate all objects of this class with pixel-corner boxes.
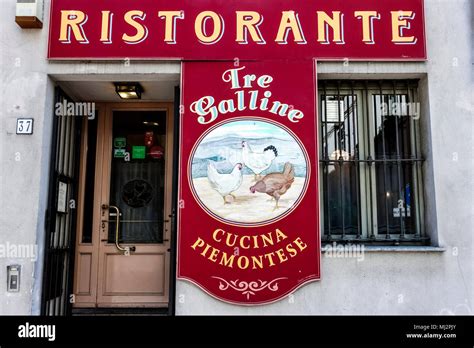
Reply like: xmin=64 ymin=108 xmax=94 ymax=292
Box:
xmin=319 ymin=80 xmax=426 ymax=246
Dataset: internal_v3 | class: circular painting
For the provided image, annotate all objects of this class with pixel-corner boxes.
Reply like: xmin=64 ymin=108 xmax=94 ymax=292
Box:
xmin=189 ymin=118 xmax=310 ymax=226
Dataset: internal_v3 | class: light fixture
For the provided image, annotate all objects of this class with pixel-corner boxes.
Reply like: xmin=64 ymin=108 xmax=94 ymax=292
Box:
xmin=114 ymin=82 xmax=143 ymax=100
xmin=15 ymin=0 xmax=43 ymax=28
xmin=143 ymin=121 xmax=159 ymax=127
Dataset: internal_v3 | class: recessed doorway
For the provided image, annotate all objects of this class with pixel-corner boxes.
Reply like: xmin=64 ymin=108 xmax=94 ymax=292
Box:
xmin=72 ymin=103 xmax=174 ymax=310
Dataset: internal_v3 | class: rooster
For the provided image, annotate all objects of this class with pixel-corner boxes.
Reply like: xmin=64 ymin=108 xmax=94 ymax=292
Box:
xmin=241 ymin=141 xmax=278 ymax=180
xmin=250 ymin=162 xmax=295 ymax=209
xmin=207 ymin=162 xmax=243 ymax=203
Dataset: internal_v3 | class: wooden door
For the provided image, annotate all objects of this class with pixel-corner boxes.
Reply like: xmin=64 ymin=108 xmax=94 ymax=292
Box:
xmin=73 ymin=103 xmax=173 ymax=308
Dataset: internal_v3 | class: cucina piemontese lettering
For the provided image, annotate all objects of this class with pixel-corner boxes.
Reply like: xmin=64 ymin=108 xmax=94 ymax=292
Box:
xmin=191 ymin=228 xmax=308 ymax=270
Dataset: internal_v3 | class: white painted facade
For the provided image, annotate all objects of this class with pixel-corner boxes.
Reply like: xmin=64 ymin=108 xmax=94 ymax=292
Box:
xmin=0 ymin=0 xmax=472 ymax=315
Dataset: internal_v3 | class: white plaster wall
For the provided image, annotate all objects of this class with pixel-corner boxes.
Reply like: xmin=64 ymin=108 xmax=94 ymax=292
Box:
xmin=0 ymin=0 xmax=472 ymax=315
xmin=0 ymin=0 xmax=180 ymax=315
xmin=177 ymin=251 xmax=471 ymax=315
xmin=0 ymin=0 xmax=54 ymax=314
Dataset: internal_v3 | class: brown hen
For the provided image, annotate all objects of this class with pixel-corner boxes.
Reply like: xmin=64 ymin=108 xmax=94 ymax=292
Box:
xmin=249 ymin=162 xmax=295 ymax=209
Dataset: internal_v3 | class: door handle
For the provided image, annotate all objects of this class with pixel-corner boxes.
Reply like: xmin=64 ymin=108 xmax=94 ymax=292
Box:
xmin=104 ymin=205 xmax=136 ymax=254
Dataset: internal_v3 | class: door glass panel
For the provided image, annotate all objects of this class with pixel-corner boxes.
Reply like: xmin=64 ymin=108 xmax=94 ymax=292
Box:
xmin=82 ymin=115 xmax=98 ymax=243
xmin=108 ymin=111 xmax=166 ymax=244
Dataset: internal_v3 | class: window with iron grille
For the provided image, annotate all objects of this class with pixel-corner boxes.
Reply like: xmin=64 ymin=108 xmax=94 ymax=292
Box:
xmin=319 ymin=80 xmax=427 ymax=245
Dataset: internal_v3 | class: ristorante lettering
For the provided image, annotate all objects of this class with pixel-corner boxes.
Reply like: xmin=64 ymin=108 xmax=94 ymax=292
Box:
xmin=58 ymin=9 xmax=418 ymax=46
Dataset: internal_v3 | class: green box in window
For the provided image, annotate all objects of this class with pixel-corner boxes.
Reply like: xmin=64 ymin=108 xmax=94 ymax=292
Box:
xmin=114 ymin=137 xmax=126 ymax=148
xmin=132 ymin=146 xmax=146 ymax=159
xmin=114 ymin=148 xmax=126 ymax=158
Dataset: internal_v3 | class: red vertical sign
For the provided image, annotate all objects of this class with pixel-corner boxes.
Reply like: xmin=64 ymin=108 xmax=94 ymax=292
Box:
xmin=178 ymin=61 xmax=320 ymax=305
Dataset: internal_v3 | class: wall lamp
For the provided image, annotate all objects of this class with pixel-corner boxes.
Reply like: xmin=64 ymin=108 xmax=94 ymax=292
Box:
xmin=114 ymin=82 xmax=143 ymax=100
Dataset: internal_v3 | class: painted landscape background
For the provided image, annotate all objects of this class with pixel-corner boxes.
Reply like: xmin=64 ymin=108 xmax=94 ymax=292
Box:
xmin=190 ymin=120 xmax=308 ymax=224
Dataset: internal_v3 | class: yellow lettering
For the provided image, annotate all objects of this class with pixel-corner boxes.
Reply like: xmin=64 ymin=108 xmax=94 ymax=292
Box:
xmin=195 ymin=11 xmax=224 ymax=44
xmin=275 ymin=229 xmax=288 ymax=243
xmin=251 ymin=255 xmax=264 ymax=269
xmin=200 ymin=244 xmax=211 ymax=257
xmin=123 ymin=10 xmax=148 ymax=44
xmin=100 ymin=11 xmax=112 ymax=43
xmin=294 ymin=237 xmax=308 ymax=252
xmin=261 ymin=232 xmax=274 ymax=247
xmin=219 ymin=252 xmax=235 ymax=268
xmin=212 ymin=228 xmax=225 ymax=243
xmin=354 ymin=11 xmax=380 ymax=44
xmin=208 ymin=247 xmax=220 ymax=262
xmin=158 ymin=11 xmax=184 ymax=44
xmin=391 ymin=11 xmax=417 ymax=44
xmin=286 ymin=243 xmax=298 ymax=257
xmin=59 ymin=10 xmax=88 ymax=43
xmin=225 ymin=233 xmax=237 ymax=247
xmin=191 ymin=237 xmax=205 ymax=250
xmin=252 ymin=235 xmax=259 ymax=249
xmin=275 ymin=11 xmax=306 ymax=44
xmin=237 ymin=256 xmax=249 ymax=269
xmin=240 ymin=236 xmax=251 ymax=249
xmin=236 ymin=11 xmax=265 ymax=44
xmin=317 ymin=11 xmax=344 ymax=44
xmin=275 ymin=248 xmax=288 ymax=263
xmin=264 ymin=252 xmax=276 ymax=266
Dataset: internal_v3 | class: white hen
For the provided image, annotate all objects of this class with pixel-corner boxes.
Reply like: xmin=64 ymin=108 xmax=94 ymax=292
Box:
xmin=207 ymin=162 xmax=243 ymax=202
xmin=241 ymin=141 xmax=278 ymax=179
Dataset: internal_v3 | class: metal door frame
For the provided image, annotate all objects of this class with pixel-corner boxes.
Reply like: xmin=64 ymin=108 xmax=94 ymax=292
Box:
xmin=41 ymin=87 xmax=82 ymax=316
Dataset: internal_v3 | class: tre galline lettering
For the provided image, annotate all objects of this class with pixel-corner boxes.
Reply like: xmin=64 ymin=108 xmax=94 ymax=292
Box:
xmin=190 ymin=67 xmax=305 ymax=125
xmin=178 ymin=61 xmax=320 ymax=305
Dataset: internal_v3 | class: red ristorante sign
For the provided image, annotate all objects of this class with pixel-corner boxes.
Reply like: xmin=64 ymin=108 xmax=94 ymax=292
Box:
xmin=178 ymin=61 xmax=320 ymax=304
xmin=48 ymin=0 xmax=426 ymax=60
